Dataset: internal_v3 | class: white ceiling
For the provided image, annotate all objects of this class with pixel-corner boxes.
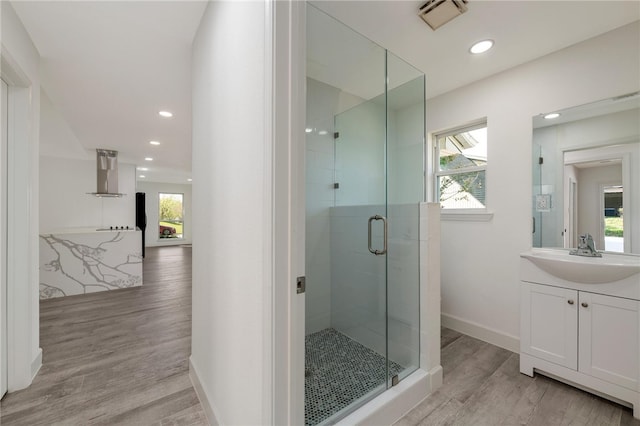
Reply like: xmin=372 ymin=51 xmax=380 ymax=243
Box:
xmin=312 ymin=1 xmax=640 ymax=99
xmin=9 ymin=1 xmax=640 ymax=184
xmin=11 ymin=0 xmax=208 ymax=184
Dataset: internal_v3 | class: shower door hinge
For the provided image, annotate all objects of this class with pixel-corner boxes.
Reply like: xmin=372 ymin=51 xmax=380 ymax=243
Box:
xmin=296 ymin=276 xmax=306 ymax=294
xmin=334 ymin=183 xmax=340 ymax=189
xmin=334 ymin=132 xmax=340 ymax=139
xmin=538 ymin=156 xmax=544 ymax=165
xmin=391 ymin=375 xmax=399 ymax=387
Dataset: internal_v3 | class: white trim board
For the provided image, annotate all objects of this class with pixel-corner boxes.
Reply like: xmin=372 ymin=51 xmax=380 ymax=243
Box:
xmin=441 ymin=313 xmax=520 ymax=353
xmin=189 ymin=357 xmax=217 ymax=426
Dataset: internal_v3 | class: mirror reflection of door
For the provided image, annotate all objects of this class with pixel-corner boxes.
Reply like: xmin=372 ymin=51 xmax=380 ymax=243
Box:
xmin=603 ymin=184 xmax=624 ymax=252
xmin=564 ymin=178 xmax=577 ymax=249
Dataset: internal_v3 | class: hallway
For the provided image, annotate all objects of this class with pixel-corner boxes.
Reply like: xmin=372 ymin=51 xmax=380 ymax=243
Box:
xmin=0 ymin=246 xmax=206 ymax=425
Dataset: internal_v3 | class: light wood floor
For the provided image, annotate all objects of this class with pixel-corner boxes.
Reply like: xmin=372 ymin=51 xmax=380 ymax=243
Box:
xmin=0 ymin=245 xmax=207 ymax=425
xmin=395 ymin=328 xmax=640 ymax=426
xmin=2 ymin=246 xmax=639 ymax=425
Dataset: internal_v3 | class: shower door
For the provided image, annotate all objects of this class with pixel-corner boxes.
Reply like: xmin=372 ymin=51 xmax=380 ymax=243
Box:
xmin=304 ymin=5 xmax=423 ymax=425
xmin=328 ymin=52 xmax=424 ymax=419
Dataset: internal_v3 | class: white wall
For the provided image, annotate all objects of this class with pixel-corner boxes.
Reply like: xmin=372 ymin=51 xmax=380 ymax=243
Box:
xmin=430 ymin=21 xmax=640 ymax=351
xmin=0 ymin=1 xmax=42 ymax=391
xmin=135 ymin=181 xmax=192 ymax=247
xmin=39 ymin=89 xmax=86 ymax=160
xmin=39 ymin=156 xmax=136 ymax=232
xmin=190 ymin=2 xmax=273 ymax=424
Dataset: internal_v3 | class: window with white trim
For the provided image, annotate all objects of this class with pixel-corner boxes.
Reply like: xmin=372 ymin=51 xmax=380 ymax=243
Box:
xmin=158 ymin=193 xmax=184 ymax=239
xmin=434 ymin=121 xmax=487 ymax=209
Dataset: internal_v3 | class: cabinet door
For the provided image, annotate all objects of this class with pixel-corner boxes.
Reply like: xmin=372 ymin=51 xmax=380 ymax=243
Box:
xmin=521 ymin=282 xmax=578 ymax=369
xmin=579 ymin=292 xmax=639 ymax=391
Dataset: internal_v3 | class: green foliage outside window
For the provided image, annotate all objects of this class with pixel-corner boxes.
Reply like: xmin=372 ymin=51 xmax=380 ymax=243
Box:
xmin=159 ymin=194 xmax=183 ymax=222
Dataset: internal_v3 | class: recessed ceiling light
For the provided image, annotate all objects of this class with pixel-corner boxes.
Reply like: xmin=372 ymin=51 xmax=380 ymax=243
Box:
xmin=544 ymin=113 xmax=561 ymax=120
xmin=318 ymin=130 xmax=328 ymax=136
xmin=187 ymin=178 xmax=192 ymax=182
xmin=145 ymin=157 xmax=153 ymax=161
xmin=159 ymin=111 xmax=173 ymax=118
xmin=137 ymin=167 xmax=148 ymax=171
xmin=139 ymin=175 xmax=146 ymax=178
xmin=149 ymin=141 xmax=160 ymax=145
xmin=305 ymin=128 xmax=313 ymax=133
xmin=470 ymin=39 xmax=494 ymax=54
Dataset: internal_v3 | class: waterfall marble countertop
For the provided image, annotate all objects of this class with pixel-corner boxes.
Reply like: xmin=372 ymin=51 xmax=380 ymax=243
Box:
xmin=39 ymin=228 xmax=143 ymax=299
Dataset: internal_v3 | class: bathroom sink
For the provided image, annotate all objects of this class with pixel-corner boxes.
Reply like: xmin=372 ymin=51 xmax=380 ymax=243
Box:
xmin=521 ymin=249 xmax=640 ymax=284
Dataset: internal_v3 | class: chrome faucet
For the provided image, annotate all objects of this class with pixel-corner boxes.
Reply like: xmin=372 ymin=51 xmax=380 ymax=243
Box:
xmin=570 ymin=233 xmax=602 ymax=257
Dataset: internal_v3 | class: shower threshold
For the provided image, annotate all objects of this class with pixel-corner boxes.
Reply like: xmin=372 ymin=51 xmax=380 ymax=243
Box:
xmin=305 ymin=328 xmax=404 ymax=426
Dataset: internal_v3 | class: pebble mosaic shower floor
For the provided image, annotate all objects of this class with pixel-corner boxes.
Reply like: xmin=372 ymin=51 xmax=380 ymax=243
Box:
xmin=305 ymin=328 xmax=404 ymax=426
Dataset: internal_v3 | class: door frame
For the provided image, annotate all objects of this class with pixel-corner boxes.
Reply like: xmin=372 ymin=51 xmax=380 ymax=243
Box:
xmin=1 ymin=47 xmax=42 ymax=393
xmin=1 ymin=77 xmax=8 ymax=399
xmin=271 ymin=1 xmax=306 ymax=424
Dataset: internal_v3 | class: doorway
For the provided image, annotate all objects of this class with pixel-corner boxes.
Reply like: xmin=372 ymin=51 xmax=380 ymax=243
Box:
xmin=603 ymin=184 xmax=624 ymax=252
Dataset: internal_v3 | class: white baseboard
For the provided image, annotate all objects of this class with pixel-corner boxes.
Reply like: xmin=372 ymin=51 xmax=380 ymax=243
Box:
xmin=441 ymin=313 xmax=519 ymax=353
xmin=428 ymin=365 xmax=443 ymax=390
xmin=31 ymin=347 xmax=42 ymax=380
xmin=189 ymin=357 xmax=218 ymax=426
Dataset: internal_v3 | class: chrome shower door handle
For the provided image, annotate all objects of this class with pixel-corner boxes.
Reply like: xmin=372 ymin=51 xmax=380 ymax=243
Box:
xmin=368 ymin=215 xmax=387 ymax=255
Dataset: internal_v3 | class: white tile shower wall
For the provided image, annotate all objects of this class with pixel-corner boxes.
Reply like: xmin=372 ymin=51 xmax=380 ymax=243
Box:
xmin=305 ymin=78 xmax=362 ymax=335
xmin=330 ymin=204 xmax=420 ymax=369
xmin=387 ymin=203 xmax=420 ymax=369
xmin=334 ymin=101 xmax=386 ymax=207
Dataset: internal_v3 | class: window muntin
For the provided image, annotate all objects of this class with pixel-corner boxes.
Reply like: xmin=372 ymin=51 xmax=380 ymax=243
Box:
xmin=435 ymin=123 xmax=487 ymax=209
xmin=158 ymin=193 xmax=184 ymax=239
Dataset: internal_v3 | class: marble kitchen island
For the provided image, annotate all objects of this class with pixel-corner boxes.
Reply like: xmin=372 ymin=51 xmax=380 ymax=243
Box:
xmin=39 ymin=227 xmax=143 ymax=299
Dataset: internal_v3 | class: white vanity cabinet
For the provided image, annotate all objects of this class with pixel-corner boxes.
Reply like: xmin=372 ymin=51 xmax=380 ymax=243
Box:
xmin=520 ymin=250 xmax=640 ymax=419
xmin=578 ymin=291 xmax=639 ymax=391
xmin=521 ymin=282 xmax=639 ymax=390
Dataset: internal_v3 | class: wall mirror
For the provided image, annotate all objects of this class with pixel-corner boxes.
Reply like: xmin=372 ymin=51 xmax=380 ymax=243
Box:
xmin=532 ymin=92 xmax=640 ymax=255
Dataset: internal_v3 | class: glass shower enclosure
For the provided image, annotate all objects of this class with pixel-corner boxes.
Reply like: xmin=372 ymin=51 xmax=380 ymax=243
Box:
xmin=305 ymin=5 xmax=425 ymax=425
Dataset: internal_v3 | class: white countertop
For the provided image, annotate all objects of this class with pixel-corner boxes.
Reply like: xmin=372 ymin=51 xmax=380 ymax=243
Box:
xmin=41 ymin=226 xmax=141 ymax=235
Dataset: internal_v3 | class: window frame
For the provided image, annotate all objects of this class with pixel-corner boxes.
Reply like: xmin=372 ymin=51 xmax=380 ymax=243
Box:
xmin=432 ymin=119 xmax=493 ymax=221
xmin=158 ymin=192 xmax=185 ymax=241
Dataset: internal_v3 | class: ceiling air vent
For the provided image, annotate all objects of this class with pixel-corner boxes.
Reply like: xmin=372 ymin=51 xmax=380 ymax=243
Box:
xmin=418 ymin=0 xmax=468 ymax=31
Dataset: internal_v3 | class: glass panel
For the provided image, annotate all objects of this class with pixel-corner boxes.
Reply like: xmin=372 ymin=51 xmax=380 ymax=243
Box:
xmin=158 ymin=193 xmax=183 ymax=239
xmin=438 ymin=171 xmax=486 ymax=208
xmin=438 ymin=127 xmax=487 ymax=171
xmin=532 ymin=143 xmax=543 ymax=247
xmin=305 ymin=5 xmax=387 ymax=425
xmin=385 ymin=51 xmax=424 ymax=383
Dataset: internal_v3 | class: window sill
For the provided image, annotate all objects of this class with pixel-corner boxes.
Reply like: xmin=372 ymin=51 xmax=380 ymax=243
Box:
xmin=441 ymin=209 xmax=494 ymax=222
